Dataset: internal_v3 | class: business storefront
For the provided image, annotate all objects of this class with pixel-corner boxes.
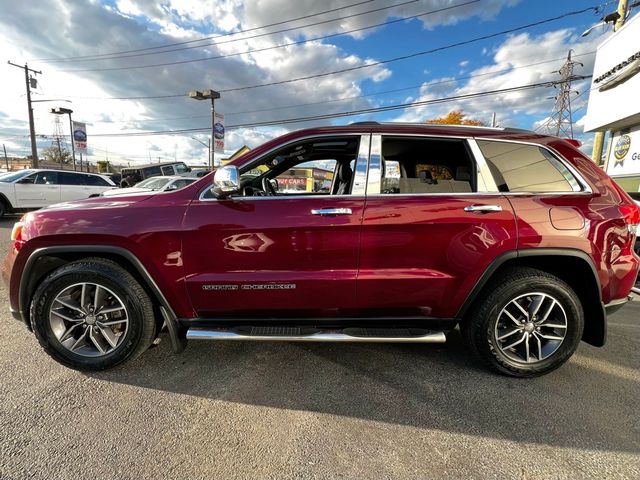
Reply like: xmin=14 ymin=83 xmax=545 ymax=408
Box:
xmin=584 ymin=12 xmax=640 ymax=192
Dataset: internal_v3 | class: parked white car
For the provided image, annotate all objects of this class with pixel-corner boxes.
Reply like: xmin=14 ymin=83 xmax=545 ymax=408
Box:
xmin=101 ymin=175 xmax=197 ymax=197
xmin=0 ymin=169 xmax=116 ymax=216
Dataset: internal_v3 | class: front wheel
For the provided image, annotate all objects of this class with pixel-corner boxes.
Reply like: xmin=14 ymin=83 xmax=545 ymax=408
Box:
xmin=463 ymin=267 xmax=584 ymax=377
xmin=30 ymin=258 xmax=156 ymax=371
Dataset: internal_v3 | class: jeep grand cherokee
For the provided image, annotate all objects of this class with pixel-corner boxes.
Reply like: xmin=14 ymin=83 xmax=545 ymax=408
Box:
xmin=3 ymin=123 xmax=639 ymax=377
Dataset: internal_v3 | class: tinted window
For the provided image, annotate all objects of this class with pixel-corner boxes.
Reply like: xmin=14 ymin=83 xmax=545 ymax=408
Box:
xmin=477 ymin=140 xmax=580 ymax=193
xmin=380 ymin=137 xmax=475 ymax=194
xmin=35 ymin=171 xmax=59 ymax=185
xmin=143 ymin=166 xmax=161 ymax=178
xmin=85 ymin=175 xmax=110 ymax=186
xmin=59 ymin=172 xmax=87 ymax=186
xmin=161 ymin=166 xmax=174 ymax=175
xmin=174 ymin=163 xmax=189 ymax=174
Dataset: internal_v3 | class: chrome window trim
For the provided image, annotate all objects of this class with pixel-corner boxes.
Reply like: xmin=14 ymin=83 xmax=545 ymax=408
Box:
xmin=198 ymin=133 xmax=371 ymax=202
xmin=366 ymin=135 xmax=382 ymax=194
xmin=352 ymin=134 xmax=371 ymax=196
xmin=473 ymin=137 xmax=594 ymax=195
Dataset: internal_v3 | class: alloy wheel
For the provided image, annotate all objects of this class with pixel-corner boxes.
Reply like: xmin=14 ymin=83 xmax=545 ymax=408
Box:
xmin=48 ymin=282 xmax=129 ymax=357
xmin=494 ymin=292 xmax=567 ymax=364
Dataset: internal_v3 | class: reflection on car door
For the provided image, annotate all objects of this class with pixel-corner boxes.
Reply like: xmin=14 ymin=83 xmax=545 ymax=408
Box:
xmin=181 ymin=135 xmax=371 ymax=318
xmin=13 ymin=171 xmax=60 ymax=208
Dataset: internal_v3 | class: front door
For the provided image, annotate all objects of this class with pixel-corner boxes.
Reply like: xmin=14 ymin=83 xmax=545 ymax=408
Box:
xmin=13 ymin=170 xmax=60 ymax=208
xmin=181 ymin=134 xmax=370 ymax=318
xmin=357 ymin=135 xmax=518 ymax=319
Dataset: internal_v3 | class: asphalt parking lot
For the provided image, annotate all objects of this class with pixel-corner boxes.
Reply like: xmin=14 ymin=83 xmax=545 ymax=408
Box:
xmin=0 ymin=217 xmax=638 ymax=479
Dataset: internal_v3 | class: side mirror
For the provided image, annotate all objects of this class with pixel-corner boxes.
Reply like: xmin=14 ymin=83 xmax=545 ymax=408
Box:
xmin=166 ymin=184 xmax=178 ymax=191
xmin=17 ymin=177 xmax=34 ymax=184
xmin=212 ymin=165 xmax=240 ymax=197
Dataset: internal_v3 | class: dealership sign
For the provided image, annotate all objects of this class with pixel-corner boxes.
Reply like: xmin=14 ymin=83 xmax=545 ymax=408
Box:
xmin=584 ymin=12 xmax=640 ymax=132
xmin=606 ymin=125 xmax=640 ymax=177
xmin=72 ymin=121 xmax=87 ymax=153
xmin=213 ymin=112 xmax=224 ymax=153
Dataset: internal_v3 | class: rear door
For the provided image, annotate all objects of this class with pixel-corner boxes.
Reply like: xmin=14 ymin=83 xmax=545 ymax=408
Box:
xmin=59 ymin=172 xmax=92 ymax=202
xmin=357 ymin=134 xmax=518 ymax=319
xmin=13 ymin=171 xmax=60 ymax=208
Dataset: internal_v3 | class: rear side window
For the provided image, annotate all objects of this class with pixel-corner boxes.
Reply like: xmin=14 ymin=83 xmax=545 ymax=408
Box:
xmin=161 ymin=166 xmax=174 ymax=175
xmin=85 ymin=175 xmax=110 ymax=186
xmin=60 ymin=172 xmax=87 ymax=186
xmin=477 ymin=140 xmax=581 ymax=193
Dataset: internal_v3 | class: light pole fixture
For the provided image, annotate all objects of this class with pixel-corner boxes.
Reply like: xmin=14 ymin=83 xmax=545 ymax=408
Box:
xmin=50 ymin=106 xmax=76 ymax=171
xmin=190 ymin=136 xmax=211 ymax=168
xmin=189 ymin=89 xmax=220 ymax=169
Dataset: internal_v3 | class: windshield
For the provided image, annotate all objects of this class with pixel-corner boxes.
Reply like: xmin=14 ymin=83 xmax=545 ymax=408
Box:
xmin=0 ymin=170 xmax=34 ymax=183
xmin=135 ymin=177 xmax=172 ymax=190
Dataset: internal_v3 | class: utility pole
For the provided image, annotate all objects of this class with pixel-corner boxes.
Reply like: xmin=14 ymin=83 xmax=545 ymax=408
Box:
xmin=541 ymin=50 xmax=583 ymax=138
xmin=8 ymin=61 xmax=42 ymax=168
xmin=491 ymin=112 xmax=497 ymax=128
xmin=592 ymin=0 xmax=629 ymax=164
xmin=2 ymin=144 xmax=8 ymax=171
xmin=189 ymin=89 xmax=220 ymax=170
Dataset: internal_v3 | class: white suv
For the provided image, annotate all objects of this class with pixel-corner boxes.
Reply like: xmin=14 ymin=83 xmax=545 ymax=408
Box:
xmin=0 ymin=169 xmax=116 ymax=216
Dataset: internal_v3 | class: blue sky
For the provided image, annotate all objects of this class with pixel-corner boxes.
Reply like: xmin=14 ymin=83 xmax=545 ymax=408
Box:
xmin=0 ymin=0 xmax=625 ymax=166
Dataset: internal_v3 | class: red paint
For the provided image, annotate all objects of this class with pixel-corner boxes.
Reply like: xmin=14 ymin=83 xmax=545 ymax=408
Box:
xmin=2 ymin=124 xmax=639 ymax=325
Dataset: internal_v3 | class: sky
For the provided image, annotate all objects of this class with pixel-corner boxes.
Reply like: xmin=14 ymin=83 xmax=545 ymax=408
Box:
xmin=0 ymin=0 xmax=626 ymax=167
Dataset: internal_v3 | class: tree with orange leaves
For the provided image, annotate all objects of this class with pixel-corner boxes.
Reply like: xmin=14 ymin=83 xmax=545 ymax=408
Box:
xmin=426 ymin=110 xmax=486 ymax=126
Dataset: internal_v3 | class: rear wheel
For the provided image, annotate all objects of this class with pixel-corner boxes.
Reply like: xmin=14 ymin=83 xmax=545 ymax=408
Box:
xmin=30 ymin=258 xmax=156 ymax=371
xmin=463 ymin=267 xmax=584 ymax=377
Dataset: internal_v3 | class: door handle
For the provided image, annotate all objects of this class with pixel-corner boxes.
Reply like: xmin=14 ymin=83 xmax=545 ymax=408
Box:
xmin=311 ymin=208 xmax=352 ymax=216
xmin=463 ymin=204 xmax=503 ymax=213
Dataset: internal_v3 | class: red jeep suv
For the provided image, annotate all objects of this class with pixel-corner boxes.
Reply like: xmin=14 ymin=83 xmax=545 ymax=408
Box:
xmin=3 ymin=123 xmax=639 ymax=377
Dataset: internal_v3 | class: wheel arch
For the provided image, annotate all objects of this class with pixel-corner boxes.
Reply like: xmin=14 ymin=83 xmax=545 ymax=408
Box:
xmin=457 ymin=249 xmax=606 ymax=347
xmin=20 ymin=246 xmax=186 ymax=352
xmin=0 ymin=192 xmax=13 ymax=213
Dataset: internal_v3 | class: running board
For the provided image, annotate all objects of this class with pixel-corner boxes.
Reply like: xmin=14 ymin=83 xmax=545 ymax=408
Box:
xmin=186 ymin=326 xmax=447 ymax=343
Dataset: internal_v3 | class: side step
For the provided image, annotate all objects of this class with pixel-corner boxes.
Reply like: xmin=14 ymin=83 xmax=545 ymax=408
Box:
xmin=186 ymin=326 xmax=447 ymax=343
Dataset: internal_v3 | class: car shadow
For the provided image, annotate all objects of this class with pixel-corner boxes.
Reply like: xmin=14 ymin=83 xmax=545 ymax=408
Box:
xmin=91 ymin=326 xmax=640 ymax=454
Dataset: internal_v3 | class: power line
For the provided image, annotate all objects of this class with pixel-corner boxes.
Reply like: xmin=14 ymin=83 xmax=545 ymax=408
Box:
xmin=49 ymin=6 xmax=600 ymax=101
xmin=58 ymin=0 xmax=477 ymax=73
xmin=64 ymin=50 xmax=597 ymax=125
xmin=77 ymin=78 xmax=592 ymax=137
xmin=35 ymin=0 xmax=377 ymax=62
xmin=52 ymin=0 xmax=428 ymax=65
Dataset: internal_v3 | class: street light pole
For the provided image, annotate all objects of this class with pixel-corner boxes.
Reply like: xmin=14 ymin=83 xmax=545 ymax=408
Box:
xmin=8 ymin=61 xmax=42 ymax=168
xmin=51 ymin=107 xmax=76 ymax=171
xmin=189 ymin=89 xmax=221 ymax=170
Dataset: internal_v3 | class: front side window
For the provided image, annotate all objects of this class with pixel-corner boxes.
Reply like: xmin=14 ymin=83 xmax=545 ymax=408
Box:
xmin=174 ymin=163 xmax=190 ymax=174
xmin=477 ymin=140 xmax=581 ymax=193
xmin=143 ymin=166 xmax=162 ymax=178
xmin=34 ymin=171 xmax=59 ymax=185
xmin=204 ymin=136 xmax=361 ymax=198
xmin=379 ymin=137 xmax=475 ymax=194
xmin=161 ymin=166 xmax=174 ymax=175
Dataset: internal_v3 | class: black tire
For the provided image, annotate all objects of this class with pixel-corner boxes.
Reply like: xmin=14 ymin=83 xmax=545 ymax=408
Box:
xmin=30 ymin=258 xmax=156 ymax=371
xmin=462 ymin=267 xmax=584 ymax=377
xmin=0 ymin=200 xmax=6 ymax=218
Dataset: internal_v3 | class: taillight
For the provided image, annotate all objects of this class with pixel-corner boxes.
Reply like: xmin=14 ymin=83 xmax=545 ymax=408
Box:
xmin=620 ymin=202 xmax=640 ymax=236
